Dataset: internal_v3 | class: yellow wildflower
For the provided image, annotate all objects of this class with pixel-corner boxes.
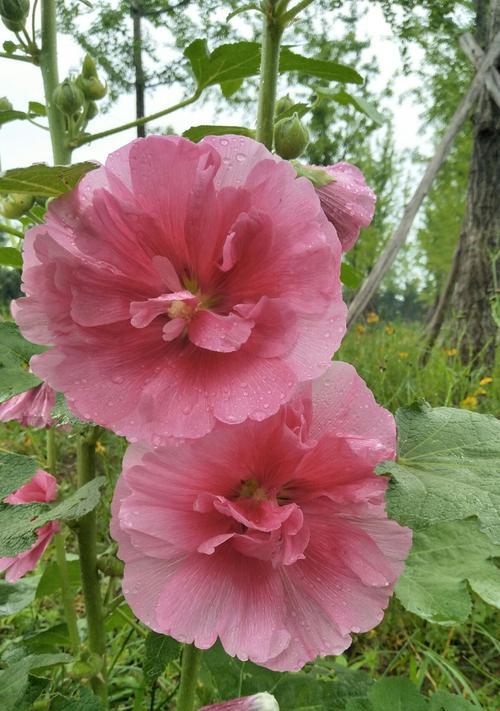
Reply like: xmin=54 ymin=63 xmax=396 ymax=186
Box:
xmin=356 ymin=324 xmax=366 ymax=335
xmin=95 ymin=441 xmax=106 ymax=455
xmin=366 ymin=312 xmax=379 ymax=324
xmin=474 ymin=387 xmax=487 ymax=396
xmin=385 ymin=324 xmax=395 ymax=335
xmin=461 ymin=395 xmax=477 ymax=409
xmin=445 ymin=347 xmax=458 ymax=357
xmin=479 ymin=376 xmax=493 ymax=386
xmin=398 ymin=351 xmax=409 ymax=359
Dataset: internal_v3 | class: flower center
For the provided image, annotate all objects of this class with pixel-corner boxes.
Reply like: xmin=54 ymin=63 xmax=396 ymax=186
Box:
xmin=166 ymin=299 xmax=196 ymax=321
xmin=239 ymin=477 xmax=268 ymax=502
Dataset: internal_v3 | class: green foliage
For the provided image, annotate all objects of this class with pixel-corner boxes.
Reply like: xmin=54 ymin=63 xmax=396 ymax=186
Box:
xmin=183 ymin=124 xmax=254 ymax=142
xmin=0 ymin=162 xmax=98 ymax=196
xmin=0 ymin=653 xmax=71 ymax=710
xmin=396 ymin=519 xmax=500 ymax=625
xmin=379 ymin=402 xmax=500 ymax=542
xmin=0 ymin=575 xmax=40 ymax=616
xmin=0 ymin=321 xmax=46 ymax=404
xmin=341 ymin=262 xmax=364 ymax=289
xmin=279 ymin=47 xmax=362 ymax=84
xmin=0 ymin=477 xmax=105 ymax=556
xmin=0 ymin=246 xmax=22 ymax=268
xmin=0 ymin=450 xmax=37 ymax=498
xmin=143 ymin=631 xmax=180 ymax=683
xmin=36 ymin=557 xmax=81 ymax=599
xmin=345 ymin=677 xmax=477 ymax=710
xmin=50 ymin=687 xmax=103 ymax=710
xmin=184 ymin=40 xmax=261 ymax=92
xmin=315 ymin=87 xmax=385 ymax=125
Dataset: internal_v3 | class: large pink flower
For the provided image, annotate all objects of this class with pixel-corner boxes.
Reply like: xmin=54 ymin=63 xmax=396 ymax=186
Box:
xmin=111 ymin=362 xmax=411 ymax=671
xmin=0 ymin=470 xmax=59 ymax=582
xmin=14 ymin=135 xmax=346 ymax=442
xmin=314 ymin=162 xmax=375 ymax=252
xmin=0 ymin=382 xmax=56 ymax=428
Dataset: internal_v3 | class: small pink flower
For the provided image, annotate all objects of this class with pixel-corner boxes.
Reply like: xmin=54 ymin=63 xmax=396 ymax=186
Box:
xmin=111 ymin=362 xmax=411 ymax=671
xmin=0 ymin=382 xmax=56 ymax=428
xmin=14 ymin=135 xmax=346 ymax=443
xmin=200 ymin=693 xmax=279 ymax=710
xmin=314 ymin=162 xmax=375 ymax=252
xmin=0 ymin=470 xmax=59 ymax=582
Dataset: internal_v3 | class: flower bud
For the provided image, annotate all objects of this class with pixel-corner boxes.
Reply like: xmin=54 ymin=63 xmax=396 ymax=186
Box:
xmin=275 ymin=94 xmax=294 ymax=118
xmin=0 ymin=192 xmax=34 ymax=219
xmin=0 ymin=96 xmax=13 ymax=112
xmin=53 ymin=78 xmax=85 ymax=116
xmin=81 ymin=53 xmax=98 ymax=79
xmin=76 ymin=74 xmax=107 ymax=101
xmin=0 ymin=0 xmax=29 ymax=31
xmin=273 ymin=113 xmax=309 ymax=160
xmin=86 ymin=100 xmax=98 ymax=120
xmin=200 ymin=692 xmax=280 ymax=711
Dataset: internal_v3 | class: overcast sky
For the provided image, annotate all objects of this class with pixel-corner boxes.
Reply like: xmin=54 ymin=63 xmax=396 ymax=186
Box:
xmin=0 ymin=3 xmax=427 ymax=171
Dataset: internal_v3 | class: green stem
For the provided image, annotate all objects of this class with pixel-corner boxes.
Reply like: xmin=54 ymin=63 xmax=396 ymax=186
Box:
xmin=0 ymin=223 xmax=24 ymax=238
xmin=281 ymin=0 xmax=316 ymax=24
xmin=39 ymin=0 xmax=71 ymax=164
xmin=46 ymin=429 xmax=81 ymax=656
xmin=75 ymin=427 xmax=108 ymax=705
xmin=0 ymin=51 xmax=35 ymax=62
xmin=255 ymin=1 xmax=284 ymax=149
xmin=73 ymin=91 xmax=201 ymax=148
xmin=176 ymin=644 xmax=202 ymax=711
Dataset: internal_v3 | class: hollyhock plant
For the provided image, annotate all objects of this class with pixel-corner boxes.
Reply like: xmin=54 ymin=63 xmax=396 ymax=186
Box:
xmin=200 ymin=693 xmax=279 ymax=710
xmin=313 ymin=162 xmax=376 ymax=252
xmin=111 ymin=362 xmax=412 ymax=671
xmin=0 ymin=382 xmax=56 ymax=428
xmin=14 ymin=135 xmax=346 ymax=442
xmin=0 ymin=470 xmax=59 ymax=582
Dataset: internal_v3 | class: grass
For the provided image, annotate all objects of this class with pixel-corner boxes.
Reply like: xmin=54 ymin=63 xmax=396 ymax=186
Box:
xmin=0 ymin=318 xmax=499 ymax=709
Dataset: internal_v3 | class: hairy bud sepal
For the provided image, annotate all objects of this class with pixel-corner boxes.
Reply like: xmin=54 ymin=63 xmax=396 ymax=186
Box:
xmin=273 ymin=113 xmax=309 ymax=160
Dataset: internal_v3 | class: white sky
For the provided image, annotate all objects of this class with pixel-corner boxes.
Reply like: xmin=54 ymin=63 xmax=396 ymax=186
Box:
xmin=0 ymin=3 xmax=427 ymax=170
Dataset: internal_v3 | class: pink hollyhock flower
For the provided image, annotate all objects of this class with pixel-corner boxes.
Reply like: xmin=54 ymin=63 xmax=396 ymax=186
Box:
xmin=110 ymin=362 xmax=412 ymax=671
xmin=200 ymin=693 xmax=279 ymax=710
xmin=14 ymin=135 xmax=346 ymax=442
xmin=314 ymin=162 xmax=375 ymax=252
xmin=0 ymin=470 xmax=59 ymax=582
xmin=0 ymin=382 xmax=56 ymax=428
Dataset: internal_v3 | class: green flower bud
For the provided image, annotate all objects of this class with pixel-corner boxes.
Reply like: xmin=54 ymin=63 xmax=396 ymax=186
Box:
xmin=53 ymin=78 xmax=84 ymax=116
xmin=0 ymin=0 xmax=29 ymax=30
xmin=0 ymin=96 xmax=13 ymax=112
xmin=273 ymin=112 xmax=309 ymax=160
xmin=0 ymin=192 xmax=34 ymax=219
xmin=76 ymin=74 xmax=107 ymax=101
xmin=81 ymin=53 xmax=98 ymax=79
xmin=275 ymin=94 xmax=295 ymax=118
xmin=86 ymin=100 xmax=98 ymax=120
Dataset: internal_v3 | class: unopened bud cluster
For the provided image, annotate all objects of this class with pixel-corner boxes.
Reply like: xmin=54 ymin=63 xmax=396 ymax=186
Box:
xmin=0 ymin=192 xmax=34 ymax=219
xmin=0 ymin=0 xmax=29 ymax=33
xmin=273 ymin=95 xmax=309 ymax=160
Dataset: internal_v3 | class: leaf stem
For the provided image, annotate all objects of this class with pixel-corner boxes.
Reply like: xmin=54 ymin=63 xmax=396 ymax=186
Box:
xmin=0 ymin=51 xmax=34 ymax=62
xmin=281 ymin=0 xmax=316 ymax=25
xmin=255 ymin=1 xmax=284 ymax=149
xmin=39 ymin=0 xmax=71 ymax=164
xmin=176 ymin=644 xmax=202 ymax=711
xmin=0 ymin=223 xmax=24 ymax=238
xmin=46 ymin=428 xmax=81 ymax=655
xmin=73 ymin=91 xmax=201 ymax=148
xmin=75 ymin=426 xmax=108 ymax=705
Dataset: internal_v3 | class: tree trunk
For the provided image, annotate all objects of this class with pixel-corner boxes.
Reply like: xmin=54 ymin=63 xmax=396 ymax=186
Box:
xmin=132 ymin=1 xmax=146 ymax=138
xmin=451 ymin=0 xmax=500 ymax=367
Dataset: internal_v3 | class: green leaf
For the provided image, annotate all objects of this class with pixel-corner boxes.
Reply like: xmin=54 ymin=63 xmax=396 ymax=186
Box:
xmin=50 ymin=687 xmax=103 ymax=711
xmin=0 ymin=247 xmax=22 ymax=268
xmin=367 ymin=678 xmax=428 ymax=711
xmin=0 ymin=653 xmax=71 ymax=710
xmin=51 ymin=392 xmax=87 ymax=428
xmin=0 ymin=478 xmax=105 ymax=556
xmin=341 ymin=262 xmax=364 ymax=289
xmin=23 ymin=623 xmax=70 ymax=652
xmin=0 ymin=451 xmax=38 ymax=499
xmin=280 ymin=48 xmax=363 ymax=85
xmin=0 ymin=576 xmax=40 ymax=616
xmin=378 ymin=402 xmax=500 ymax=543
xmin=220 ymin=78 xmax=244 ymax=98
xmin=274 ymin=101 xmax=311 ymax=121
xmin=396 ymin=519 xmax=500 ymax=624
xmin=183 ymin=125 xmax=254 ymax=143
xmin=428 ymin=690 xmax=477 ymax=710
xmin=3 ymin=41 xmax=17 ymax=54
xmin=0 ymin=162 xmax=98 ymax=197
xmin=184 ymin=40 xmax=261 ymax=91
xmin=316 ymin=88 xmax=384 ymax=125
xmin=143 ymin=631 xmax=180 ymax=683
xmin=19 ymin=675 xmax=49 ymax=711
xmin=0 ymin=110 xmax=29 ymax=127
xmin=28 ymin=101 xmax=47 ymax=117
xmin=0 ymin=322 xmax=47 ymax=405
xmin=36 ymin=557 xmax=81 ymax=598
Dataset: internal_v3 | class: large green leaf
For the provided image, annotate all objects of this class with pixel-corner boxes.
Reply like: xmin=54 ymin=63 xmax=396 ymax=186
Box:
xmin=315 ymin=88 xmax=385 ymax=124
xmin=378 ymin=402 xmax=500 ymax=543
xmin=0 ymin=451 xmax=38 ymax=499
xmin=0 ymin=575 xmax=40 ymax=616
xmin=396 ymin=519 xmax=500 ymax=624
xmin=428 ymin=690 xmax=477 ymax=710
xmin=36 ymin=557 xmax=81 ymax=598
xmin=184 ymin=40 xmax=261 ymax=91
xmin=0 ymin=162 xmax=98 ymax=197
xmin=143 ymin=631 xmax=180 ymax=683
xmin=23 ymin=622 xmax=70 ymax=652
xmin=345 ymin=678 xmax=478 ymax=710
xmin=0 ymin=110 xmax=29 ymax=127
xmin=280 ymin=48 xmax=362 ymax=84
xmin=50 ymin=688 xmax=103 ymax=710
xmin=0 ymin=321 xmax=46 ymax=404
xmin=0 ymin=477 xmax=105 ymax=556
xmin=183 ymin=125 xmax=255 ymax=143
xmin=0 ymin=247 xmax=22 ymax=268
xmin=340 ymin=262 xmax=364 ymax=289
xmin=0 ymin=653 xmax=71 ymax=710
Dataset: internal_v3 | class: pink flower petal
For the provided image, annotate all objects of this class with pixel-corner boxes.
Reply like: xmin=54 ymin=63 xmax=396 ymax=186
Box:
xmin=188 ymin=310 xmax=254 ymax=353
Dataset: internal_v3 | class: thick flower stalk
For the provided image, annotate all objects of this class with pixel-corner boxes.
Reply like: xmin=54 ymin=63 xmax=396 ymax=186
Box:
xmin=14 ymin=135 xmax=346 ymax=442
xmin=0 ymin=382 xmax=57 ymax=428
xmin=110 ymin=362 xmax=411 ymax=671
xmin=0 ymin=470 xmax=59 ymax=582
